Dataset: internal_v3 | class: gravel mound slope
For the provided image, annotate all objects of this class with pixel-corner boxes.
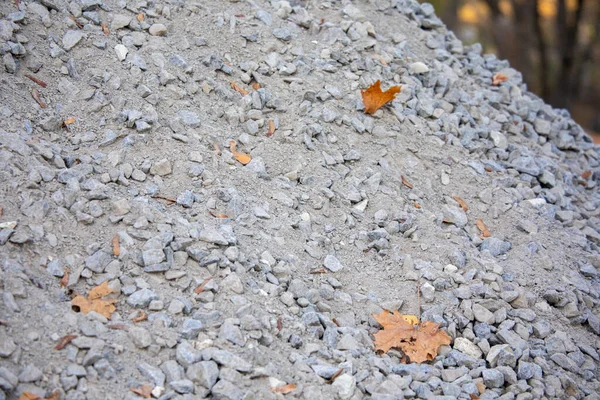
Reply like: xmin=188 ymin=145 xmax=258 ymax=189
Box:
xmin=1 ymin=0 xmax=600 ymax=399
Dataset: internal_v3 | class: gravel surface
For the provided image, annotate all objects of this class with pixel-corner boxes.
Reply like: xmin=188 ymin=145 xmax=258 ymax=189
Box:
xmin=1 ymin=0 xmax=600 ymax=399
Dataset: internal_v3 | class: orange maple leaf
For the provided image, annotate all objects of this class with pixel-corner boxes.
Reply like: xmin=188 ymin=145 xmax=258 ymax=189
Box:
xmin=361 ymin=80 xmax=401 ymax=114
xmin=372 ymin=310 xmax=451 ymax=363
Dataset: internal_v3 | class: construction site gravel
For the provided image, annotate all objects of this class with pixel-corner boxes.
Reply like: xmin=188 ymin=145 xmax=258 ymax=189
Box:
xmin=1 ymin=0 xmax=600 ymax=399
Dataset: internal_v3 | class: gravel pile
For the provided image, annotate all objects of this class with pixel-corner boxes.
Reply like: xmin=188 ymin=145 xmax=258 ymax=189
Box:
xmin=1 ymin=0 xmax=599 ymax=399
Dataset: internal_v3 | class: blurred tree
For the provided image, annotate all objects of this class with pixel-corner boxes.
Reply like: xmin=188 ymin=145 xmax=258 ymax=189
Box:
xmin=424 ymin=0 xmax=600 ymax=133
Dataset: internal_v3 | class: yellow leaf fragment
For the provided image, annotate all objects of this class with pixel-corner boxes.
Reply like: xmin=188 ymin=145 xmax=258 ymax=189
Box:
xmin=361 ymin=80 xmax=401 ymax=114
xmin=270 ymin=383 xmax=297 ymax=394
xmin=476 ymin=218 xmax=491 ymax=238
xmin=453 ymin=196 xmax=469 ymax=212
xmin=229 ymin=140 xmax=251 ymax=165
xmin=372 ymin=310 xmax=451 ymax=363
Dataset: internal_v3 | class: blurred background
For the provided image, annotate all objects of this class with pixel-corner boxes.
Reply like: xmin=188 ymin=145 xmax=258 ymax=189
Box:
xmin=421 ymin=0 xmax=600 ymax=142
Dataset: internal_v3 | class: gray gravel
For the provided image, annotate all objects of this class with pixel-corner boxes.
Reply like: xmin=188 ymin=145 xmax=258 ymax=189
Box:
xmin=0 ymin=0 xmax=600 ymax=399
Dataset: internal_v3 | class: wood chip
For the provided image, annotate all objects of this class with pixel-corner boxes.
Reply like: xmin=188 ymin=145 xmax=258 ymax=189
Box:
xmin=452 ymin=196 xmax=469 ymax=212
xmin=230 ymin=81 xmax=249 ymax=96
xmin=267 ymin=119 xmax=276 ymax=137
xmin=132 ymin=310 xmax=147 ymax=323
xmin=401 ymin=175 xmax=413 ymax=189
xmin=152 ymin=194 xmax=176 ymax=204
xmin=31 ymin=88 xmax=46 ymax=108
xmin=195 ymin=277 xmax=212 ymax=294
xmin=24 ymin=74 xmax=47 ymax=88
xmin=107 ymin=323 xmax=130 ymax=331
xmin=112 ymin=235 xmax=120 ymax=257
xmin=326 ymin=368 xmax=344 ymax=384
xmin=476 ymin=218 xmax=491 ymax=238
xmin=59 ymin=267 xmax=70 ymax=287
xmin=54 ymin=334 xmax=77 ymax=350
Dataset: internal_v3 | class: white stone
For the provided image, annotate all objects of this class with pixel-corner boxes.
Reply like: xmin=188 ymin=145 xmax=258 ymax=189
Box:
xmin=409 ymin=62 xmax=429 ymax=74
xmin=114 ymin=44 xmax=128 ymax=61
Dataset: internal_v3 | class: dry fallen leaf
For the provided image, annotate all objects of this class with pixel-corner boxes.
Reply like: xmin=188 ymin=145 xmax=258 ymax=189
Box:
xmin=372 ymin=310 xmax=451 ymax=363
xmin=361 ymin=80 xmax=401 ymax=114
xmin=31 ymin=88 xmax=46 ymax=108
xmin=270 ymin=383 xmax=297 ymax=394
xmin=251 ymin=82 xmax=261 ymax=90
xmin=209 ymin=211 xmax=229 ymax=219
xmin=137 ymin=13 xmax=145 ymax=22
xmin=492 ymin=73 xmax=508 ymax=86
xmin=230 ymin=81 xmax=249 ymax=96
xmin=453 ymin=196 xmax=469 ymax=212
xmin=267 ymin=119 xmax=276 ymax=137
xmin=54 ymin=334 xmax=77 ymax=350
xmin=401 ymin=175 xmax=413 ymax=189
xmin=277 ymin=316 xmax=282 ymax=331
xmin=130 ymin=384 xmax=153 ymax=398
xmin=112 ymin=235 xmax=120 ymax=257
xmin=229 ymin=140 xmax=251 ymax=165
xmin=69 ymin=15 xmax=83 ymax=29
xmin=59 ymin=267 xmax=70 ymax=287
xmin=132 ymin=310 xmax=147 ymax=323
xmin=326 ymin=368 xmax=344 ymax=384
xmin=476 ymin=381 xmax=486 ymax=394
xmin=24 ymin=74 xmax=47 ymax=88
xmin=63 ymin=117 xmax=75 ymax=125
xmin=71 ymin=281 xmax=117 ymax=319
xmin=101 ymin=22 xmax=109 ymax=35
xmin=152 ymin=194 xmax=177 ymax=204
xmin=413 ymin=202 xmax=422 ymax=209
xmin=309 ymin=268 xmax=327 ymax=274
xmin=581 ymin=170 xmax=592 ymax=179
xmin=213 ymin=142 xmax=222 ymax=156
xmin=476 ymin=218 xmax=491 ymax=238
xmin=19 ymin=390 xmax=59 ymax=400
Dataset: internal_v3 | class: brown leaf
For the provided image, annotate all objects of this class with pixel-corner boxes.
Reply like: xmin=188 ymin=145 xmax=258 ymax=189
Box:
xmin=484 ymin=166 xmax=493 ymax=172
xmin=476 ymin=219 xmax=491 ymax=238
xmin=213 ymin=142 xmax=222 ymax=156
xmin=209 ymin=211 xmax=229 ymax=219
xmin=476 ymin=381 xmax=486 ymax=394
xmin=401 ymin=175 xmax=413 ymax=189
xmin=24 ymin=74 xmax=47 ymax=88
xmin=54 ymin=334 xmax=77 ymax=350
xmin=453 ymin=196 xmax=469 ymax=212
xmin=130 ymin=384 xmax=153 ymax=398
xmin=326 ymin=368 xmax=344 ymax=384
xmin=101 ymin=22 xmax=109 ymax=35
xmin=112 ymin=235 xmax=120 ymax=257
xmin=19 ymin=390 xmax=59 ymax=400
xmin=372 ymin=310 xmax=451 ymax=363
xmin=137 ymin=13 xmax=145 ymax=22
xmin=59 ymin=267 xmax=70 ymax=287
xmin=309 ymin=268 xmax=326 ymax=274
xmin=332 ymin=318 xmax=340 ymax=327
xmin=413 ymin=202 xmax=422 ymax=209
xmin=132 ymin=310 xmax=147 ymax=323
xmin=251 ymin=82 xmax=261 ymax=90
xmin=492 ymin=73 xmax=508 ymax=86
xmin=89 ymin=280 xmax=114 ymax=300
xmin=230 ymin=81 xmax=249 ymax=96
xmin=469 ymin=395 xmax=480 ymax=400
xmin=63 ymin=117 xmax=75 ymax=125
xmin=71 ymin=281 xmax=117 ymax=319
xmin=195 ymin=277 xmax=212 ymax=294
xmin=270 ymin=383 xmax=296 ymax=394
xmin=31 ymin=88 xmax=46 ymax=108
xmin=152 ymin=194 xmax=176 ymax=204
xmin=361 ymin=80 xmax=401 ymax=114
xmin=267 ymin=119 xmax=276 ymax=137
xmin=277 ymin=316 xmax=282 ymax=331
xmin=229 ymin=140 xmax=251 ymax=165
xmin=581 ymin=170 xmax=592 ymax=179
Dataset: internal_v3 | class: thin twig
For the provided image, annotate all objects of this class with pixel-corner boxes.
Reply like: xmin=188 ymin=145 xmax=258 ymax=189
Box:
xmin=417 ymin=278 xmax=421 ymax=321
